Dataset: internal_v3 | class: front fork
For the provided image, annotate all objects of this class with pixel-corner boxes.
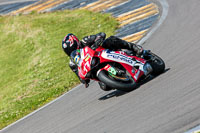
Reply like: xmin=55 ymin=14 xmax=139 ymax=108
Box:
xmin=131 ymin=61 xmax=153 ymax=82
xmin=143 ymin=63 xmax=153 ymax=76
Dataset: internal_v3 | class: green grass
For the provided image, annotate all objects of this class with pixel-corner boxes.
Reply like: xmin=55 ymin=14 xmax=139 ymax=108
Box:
xmin=0 ymin=10 xmax=118 ymax=129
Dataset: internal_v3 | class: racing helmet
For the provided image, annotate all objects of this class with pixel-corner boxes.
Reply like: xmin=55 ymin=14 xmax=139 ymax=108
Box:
xmin=62 ymin=33 xmax=80 ymax=56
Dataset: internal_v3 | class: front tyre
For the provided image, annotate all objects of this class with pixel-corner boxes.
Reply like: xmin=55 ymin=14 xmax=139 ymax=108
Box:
xmin=149 ymin=52 xmax=165 ymax=76
xmin=97 ymin=70 xmax=136 ymax=92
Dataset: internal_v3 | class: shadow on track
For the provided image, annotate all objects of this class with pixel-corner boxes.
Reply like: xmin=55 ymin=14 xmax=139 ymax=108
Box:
xmin=99 ymin=90 xmax=128 ymax=100
xmin=99 ymin=68 xmax=170 ymax=100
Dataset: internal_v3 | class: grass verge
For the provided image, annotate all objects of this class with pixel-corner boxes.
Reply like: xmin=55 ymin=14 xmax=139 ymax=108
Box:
xmin=0 ymin=9 xmax=118 ymax=129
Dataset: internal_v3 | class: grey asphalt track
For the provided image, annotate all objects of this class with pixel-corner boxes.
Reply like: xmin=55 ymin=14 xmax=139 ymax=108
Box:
xmin=1 ymin=0 xmax=200 ymax=133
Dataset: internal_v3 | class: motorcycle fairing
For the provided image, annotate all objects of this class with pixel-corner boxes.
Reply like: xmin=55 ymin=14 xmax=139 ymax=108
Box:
xmin=78 ymin=47 xmax=94 ymax=79
xmin=101 ymin=50 xmax=136 ymax=66
xmin=78 ymin=46 xmax=147 ymax=82
xmin=100 ymin=50 xmax=146 ymax=82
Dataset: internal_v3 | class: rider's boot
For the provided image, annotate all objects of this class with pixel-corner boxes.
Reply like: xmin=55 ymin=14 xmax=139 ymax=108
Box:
xmin=127 ymin=42 xmax=143 ymax=57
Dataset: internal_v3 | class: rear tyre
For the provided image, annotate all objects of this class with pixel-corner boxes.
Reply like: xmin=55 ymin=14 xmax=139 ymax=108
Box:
xmin=97 ymin=70 xmax=136 ymax=92
xmin=149 ymin=52 xmax=165 ymax=76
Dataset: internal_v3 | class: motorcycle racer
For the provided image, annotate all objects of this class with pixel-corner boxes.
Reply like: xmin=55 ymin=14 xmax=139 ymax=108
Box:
xmin=62 ymin=32 xmax=143 ymax=88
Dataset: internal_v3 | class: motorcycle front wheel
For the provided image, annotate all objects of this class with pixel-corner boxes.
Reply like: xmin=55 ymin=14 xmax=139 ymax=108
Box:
xmin=149 ymin=52 xmax=165 ymax=76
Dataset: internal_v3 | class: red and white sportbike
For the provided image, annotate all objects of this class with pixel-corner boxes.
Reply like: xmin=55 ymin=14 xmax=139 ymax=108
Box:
xmin=75 ymin=46 xmax=165 ymax=92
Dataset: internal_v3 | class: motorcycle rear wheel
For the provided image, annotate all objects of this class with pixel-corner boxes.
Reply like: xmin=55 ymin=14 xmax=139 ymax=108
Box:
xmin=97 ymin=70 xmax=136 ymax=92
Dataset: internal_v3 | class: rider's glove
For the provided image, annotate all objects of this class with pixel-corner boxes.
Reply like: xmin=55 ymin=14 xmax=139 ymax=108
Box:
xmin=91 ymin=37 xmax=104 ymax=50
xmin=79 ymin=78 xmax=90 ymax=88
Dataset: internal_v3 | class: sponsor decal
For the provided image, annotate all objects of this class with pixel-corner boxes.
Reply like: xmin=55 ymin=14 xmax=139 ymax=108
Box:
xmin=104 ymin=64 xmax=112 ymax=71
xmin=134 ymin=70 xmax=140 ymax=80
xmin=108 ymin=67 xmax=117 ymax=75
xmin=104 ymin=52 xmax=134 ymax=65
xmin=84 ymin=54 xmax=91 ymax=62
